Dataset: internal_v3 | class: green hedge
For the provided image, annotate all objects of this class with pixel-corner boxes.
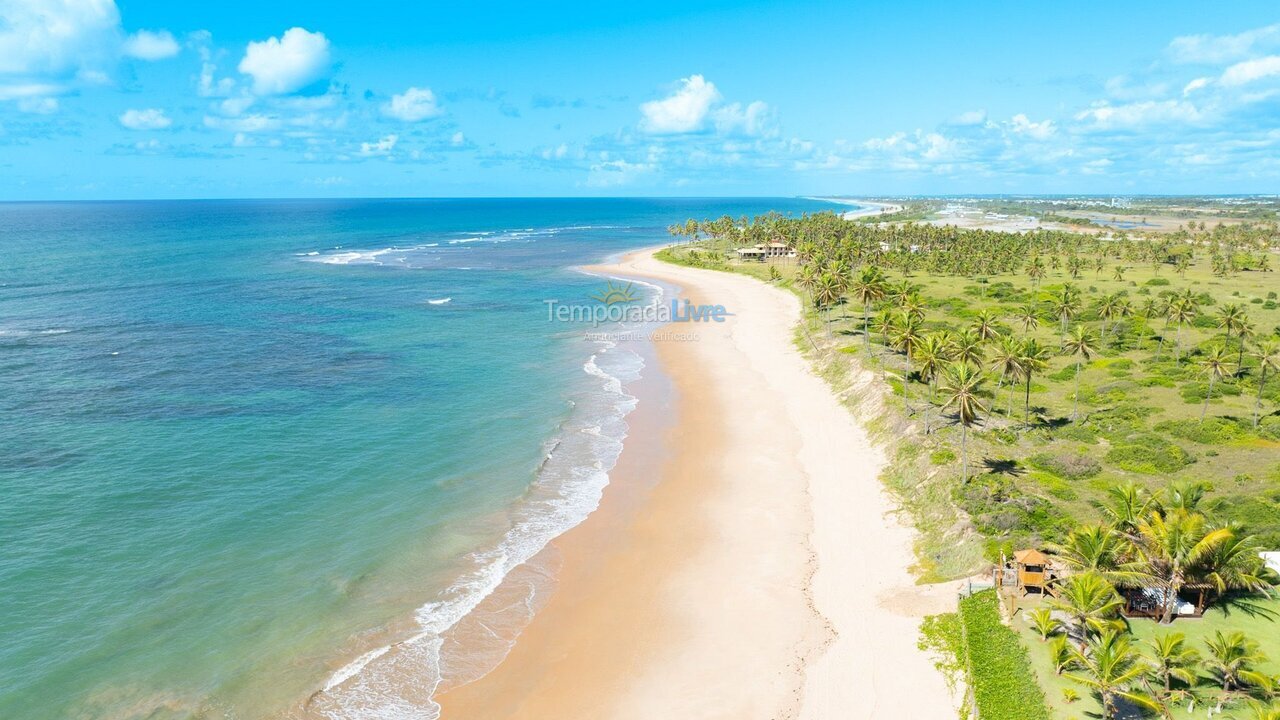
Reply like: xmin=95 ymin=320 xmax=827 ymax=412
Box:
xmin=959 ymin=590 xmax=1050 ymax=720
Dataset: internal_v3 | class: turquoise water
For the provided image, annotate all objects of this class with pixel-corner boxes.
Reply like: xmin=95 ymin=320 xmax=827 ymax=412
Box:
xmin=0 ymin=198 xmax=838 ymax=719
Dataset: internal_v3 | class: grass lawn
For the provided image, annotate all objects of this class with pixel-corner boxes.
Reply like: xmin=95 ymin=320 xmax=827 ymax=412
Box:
xmin=1012 ymin=595 xmax=1280 ymax=718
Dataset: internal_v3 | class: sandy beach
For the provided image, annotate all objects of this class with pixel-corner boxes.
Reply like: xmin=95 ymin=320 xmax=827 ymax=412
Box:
xmin=437 ymin=247 xmax=956 ymax=719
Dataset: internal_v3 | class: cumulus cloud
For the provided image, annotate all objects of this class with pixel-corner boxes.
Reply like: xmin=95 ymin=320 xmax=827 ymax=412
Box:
xmin=1009 ymin=113 xmax=1055 ymax=140
xmin=450 ymin=131 xmax=466 ymax=146
xmin=639 ymin=74 xmax=775 ymax=137
xmin=238 ymin=28 xmax=330 ymax=95
xmin=0 ymin=0 xmax=121 ymax=76
xmin=1167 ymin=23 xmax=1280 ymax=64
xmin=123 ymin=29 xmax=180 ymax=60
xmin=360 ymin=134 xmax=398 ymax=156
xmin=384 ymin=87 xmax=442 ymax=121
xmin=119 ymin=108 xmax=172 ymax=129
xmin=1219 ymin=55 xmax=1280 ymax=86
xmin=639 ymin=75 xmax=721 ymax=134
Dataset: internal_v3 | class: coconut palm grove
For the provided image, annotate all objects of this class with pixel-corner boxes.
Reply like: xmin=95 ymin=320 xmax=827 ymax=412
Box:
xmin=659 ymin=198 xmax=1280 ymax=720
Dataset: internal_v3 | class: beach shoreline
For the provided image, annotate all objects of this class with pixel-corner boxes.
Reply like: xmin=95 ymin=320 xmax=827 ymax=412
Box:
xmin=802 ymin=197 xmax=904 ymax=219
xmin=435 ymin=247 xmax=957 ymax=718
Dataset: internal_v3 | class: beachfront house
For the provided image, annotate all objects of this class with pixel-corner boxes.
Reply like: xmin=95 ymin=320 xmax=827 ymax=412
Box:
xmin=735 ymin=242 xmax=795 ymax=261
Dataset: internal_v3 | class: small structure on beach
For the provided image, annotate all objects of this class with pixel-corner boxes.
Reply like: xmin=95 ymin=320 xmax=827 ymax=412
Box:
xmin=735 ymin=242 xmax=794 ymax=260
xmin=994 ymin=548 xmax=1060 ymax=596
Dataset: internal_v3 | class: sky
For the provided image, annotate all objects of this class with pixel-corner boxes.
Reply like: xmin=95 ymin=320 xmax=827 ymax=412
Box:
xmin=1 ymin=0 xmax=1279 ymax=199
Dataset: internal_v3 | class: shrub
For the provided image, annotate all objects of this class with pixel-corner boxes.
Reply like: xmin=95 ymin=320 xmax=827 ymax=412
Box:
xmin=930 ymin=448 xmax=956 ymax=465
xmin=1029 ymin=452 xmax=1102 ymax=480
xmin=1146 ymin=277 xmax=1171 ymax=286
xmin=1154 ymin=417 xmax=1249 ymax=444
xmin=1029 ymin=471 xmax=1079 ymax=501
xmin=959 ymin=590 xmax=1051 ymax=720
xmin=1105 ymin=436 xmax=1195 ymax=474
xmin=1180 ymin=380 xmax=1242 ymax=403
xmin=1049 ymin=365 xmax=1078 ymax=381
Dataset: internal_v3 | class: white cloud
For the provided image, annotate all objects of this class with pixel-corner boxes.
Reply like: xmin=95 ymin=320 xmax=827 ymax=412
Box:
xmin=541 ymin=143 xmax=569 ymax=160
xmin=384 ymin=87 xmax=442 ymax=121
xmin=0 ymin=82 xmax=64 ymax=100
xmin=713 ymin=100 xmax=775 ymax=137
xmin=123 ymin=29 xmax=180 ymax=60
xmin=218 ymin=96 xmax=255 ymax=116
xmin=1074 ymin=100 xmax=1203 ymax=129
xmin=360 ymin=134 xmax=398 ymax=156
xmin=951 ymin=110 xmax=987 ymax=125
xmin=1168 ymin=24 xmax=1280 ymax=64
xmin=1219 ymin=55 xmax=1280 ymax=86
xmin=119 ymin=108 xmax=172 ymax=130
xmin=203 ymin=114 xmax=280 ymax=132
xmin=640 ymin=75 xmax=721 ymax=134
xmin=17 ymin=96 xmax=58 ymax=113
xmin=238 ymin=28 xmax=330 ymax=95
xmin=450 ymin=131 xmax=466 ymax=146
xmin=1009 ymin=113 xmax=1055 ymax=140
xmin=1182 ymin=77 xmax=1211 ymax=96
xmin=586 ymin=158 xmax=654 ymax=187
xmin=0 ymin=0 xmax=121 ymax=76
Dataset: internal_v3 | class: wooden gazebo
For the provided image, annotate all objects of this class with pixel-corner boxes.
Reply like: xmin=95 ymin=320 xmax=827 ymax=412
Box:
xmin=1010 ymin=548 xmax=1058 ymax=596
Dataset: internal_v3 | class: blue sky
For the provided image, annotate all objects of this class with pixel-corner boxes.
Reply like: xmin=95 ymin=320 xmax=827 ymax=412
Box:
xmin=1 ymin=0 xmax=1279 ymax=199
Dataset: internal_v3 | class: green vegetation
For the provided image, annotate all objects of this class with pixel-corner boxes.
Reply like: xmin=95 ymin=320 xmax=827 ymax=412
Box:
xmin=660 ymin=209 xmax=1280 ymax=579
xmin=921 ymin=589 xmax=1050 ymax=720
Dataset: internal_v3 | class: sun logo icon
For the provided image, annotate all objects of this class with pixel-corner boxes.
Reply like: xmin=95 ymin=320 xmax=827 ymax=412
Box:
xmin=591 ymin=279 xmax=639 ymax=305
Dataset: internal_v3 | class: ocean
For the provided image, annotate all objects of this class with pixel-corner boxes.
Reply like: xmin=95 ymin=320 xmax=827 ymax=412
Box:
xmin=0 ymin=197 xmax=839 ymax=719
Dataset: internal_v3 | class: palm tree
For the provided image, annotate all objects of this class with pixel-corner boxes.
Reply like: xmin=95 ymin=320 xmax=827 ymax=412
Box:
xmin=849 ymin=265 xmax=886 ymax=354
xmin=1018 ymin=338 xmax=1051 ymax=427
xmin=1049 ymin=572 xmax=1124 ymax=648
xmin=1217 ymin=303 xmax=1248 ymax=361
xmin=1028 ymin=607 xmax=1061 ymax=641
xmin=890 ymin=312 xmax=925 ymax=413
xmin=971 ymin=309 xmax=1000 ymax=342
xmin=1097 ymin=481 xmax=1156 ymax=538
xmin=1051 ymin=523 xmax=1140 ymax=584
xmin=1113 ymin=265 xmax=1128 ymax=281
xmin=1049 ymin=635 xmax=1075 ymax=675
xmin=1015 ymin=303 xmax=1041 ymax=337
xmin=1063 ymin=326 xmax=1099 ymax=421
xmin=939 ymin=361 xmax=986 ymax=482
xmin=1130 ymin=511 xmax=1232 ymax=624
xmin=989 ymin=334 xmax=1024 ymax=419
xmin=1198 ymin=344 xmax=1232 ymax=423
xmin=1052 ymin=284 xmax=1082 ymax=340
xmin=1196 ymin=521 xmax=1274 ymax=604
xmin=1254 ymin=340 xmax=1280 ymax=428
xmin=1146 ymin=632 xmax=1200 ymax=695
xmin=1026 ymin=256 xmax=1047 ymax=288
xmin=914 ymin=333 xmax=951 ymax=434
xmin=1064 ymin=630 xmax=1157 ymax=720
xmin=1204 ymin=631 xmax=1272 ymax=694
xmin=1096 ymin=293 xmax=1124 ymax=340
xmin=1166 ymin=292 xmax=1199 ymax=361
xmin=952 ymin=328 xmax=986 ymax=367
